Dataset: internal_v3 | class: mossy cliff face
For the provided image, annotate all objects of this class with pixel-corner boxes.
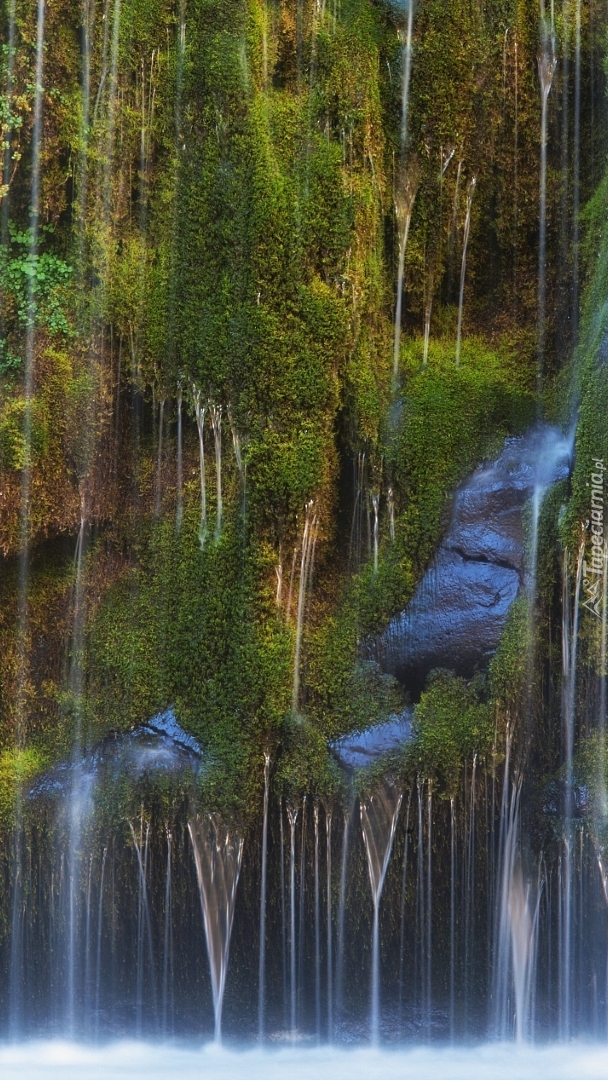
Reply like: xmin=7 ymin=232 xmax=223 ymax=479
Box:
xmin=0 ymin=0 xmax=605 ymax=819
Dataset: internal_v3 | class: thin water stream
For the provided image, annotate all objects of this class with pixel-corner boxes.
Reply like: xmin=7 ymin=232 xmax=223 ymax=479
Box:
xmin=360 ymin=785 xmax=402 ymax=1045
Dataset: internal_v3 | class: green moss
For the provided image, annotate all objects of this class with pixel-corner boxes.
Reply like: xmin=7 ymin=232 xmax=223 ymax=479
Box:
xmin=3 ymin=0 xmax=603 ymax=820
xmin=403 ymin=670 xmax=492 ymax=797
xmin=0 ymin=747 xmax=47 ymax=828
xmin=392 ymin=336 xmax=535 ymax=570
xmin=487 ymin=594 xmax=531 ymax=713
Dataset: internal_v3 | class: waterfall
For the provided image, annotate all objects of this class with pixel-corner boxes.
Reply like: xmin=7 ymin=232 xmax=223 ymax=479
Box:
xmin=449 ymin=796 xmax=456 ymax=1041
xmin=416 ymin=781 xmax=424 ymax=1016
xmin=537 ymin=22 xmax=556 ymax=397
xmin=572 ymin=0 xmax=581 ymax=342
xmin=176 ymin=384 xmax=183 ymax=533
xmin=129 ymin=819 xmax=158 ymax=1036
xmin=335 ymin=809 xmax=350 ymax=1028
xmin=360 ymin=784 xmax=403 ymax=1045
xmin=287 ymin=802 xmax=299 ymax=1041
xmin=287 ymin=545 xmax=298 ymax=619
xmin=192 ymin=389 xmax=207 ymax=543
xmin=292 ymin=502 xmax=318 ymax=715
xmin=448 ymin=159 xmax=463 ymax=294
xmin=92 ymin=0 xmax=109 ymax=128
xmin=559 ymin=0 xmax=569 ymax=328
xmin=101 ymin=0 xmax=122 ymax=218
xmin=64 ymin=505 xmax=91 ymax=1036
xmin=426 ymin=781 xmax=433 ymax=1033
xmin=12 ymin=1 xmax=47 ymax=921
xmin=188 ymin=815 xmax=244 ymax=1042
xmin=76 ymin=840 xmax=92 ymax=1032
xmin=1 ymin=0 xmax=17 ymax=241
xmin=275 ymin=558 xmax=283 ymax=608
xmin=495 ymin=783 xmax=539 ymax=1043
xmin=422 ymin=290 xmax=432 ymax=367
xmin=155 ymin=398 xmax=165 ymax=516
xmin=423 ymin=149 xmax=451 ymax=364
xmin=113 ymin=336 xmax=123 ymax=476
xmin=400 ymin=0 xmax=415 ymax=151
xmin=94 ymin=846 xmax=107 ymax=1040
xmin=314 ymin=802 xmax=321 ymax=1042
xmin=228 ymin=406 xmax=246 ymax=508
xmin=372 ymin=494 xmax=379 ymax=575
xmin=75 ymin=0 xmax=93 ymax=272
xmin=1 ymin=0 xmax=604 ymax=1046
xmin=162 ymin=829 xmax=173 ymax=1036
xmin=463 ymin=757 xmax=476 ymax=1028
xmin=560 ymin=543 xmax=584 ymax=1038
xmin=398 ymin=793 xmax=412 ymax=1021
xmin=258 ymin=753 xmax=271 ymax=1041
xmin=393 ymin=161 xmax=420 ymax=386
xmin=509 ymin=861 xmax=540 ymax=1044
xmin=513 ymin=34 xmax=519 ymax=314
xmin=349 ymin=452 xmax=365 ymax=570
xmin=324 ymin=807 xmax=333 ymax=1041
xmin=138 ymin=50 xmax=157 ymax=226
xmin=210 ymin=405 xmax=223 ymax=539
xmin=298 ymin=797 xmax=308 ymax=1026
xmin=455 ymin=178 xmax=476 ymax=366
xmin=599 ymin=544 xmax=608 ymax=818
xmin=280 ymin=803 xmax=288 ymax=1029
xmin=387 ymin=487 xmax=395 ymax=543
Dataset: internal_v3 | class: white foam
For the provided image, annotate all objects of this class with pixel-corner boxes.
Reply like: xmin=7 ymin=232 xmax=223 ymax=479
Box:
xmin=1 ymin=1042 xmax=608 ymax=1080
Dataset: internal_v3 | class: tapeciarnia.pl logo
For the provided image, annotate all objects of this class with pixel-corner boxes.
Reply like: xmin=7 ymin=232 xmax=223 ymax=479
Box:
xmin=582 ymin=458 xmax=606 ymax=618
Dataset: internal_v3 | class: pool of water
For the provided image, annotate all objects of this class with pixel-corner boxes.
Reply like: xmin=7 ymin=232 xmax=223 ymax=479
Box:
xmin=1 ymin=1042 xmax=608 ymax=1080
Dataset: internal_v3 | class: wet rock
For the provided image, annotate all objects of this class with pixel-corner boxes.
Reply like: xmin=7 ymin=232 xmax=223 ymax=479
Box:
xmin=142 ymin=709 xmax=202 ymax=757
xmin=28 ymin=709 xmax=201 ymax=800
xmin=372 ymin=424 xmax=572 ymax=701
xmin=331 ymin=711 xmax=413 ymax=770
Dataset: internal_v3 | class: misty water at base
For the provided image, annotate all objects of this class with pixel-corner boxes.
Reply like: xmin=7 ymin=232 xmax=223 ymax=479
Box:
xmin=1 ymin=1041 xmax=608 ymax=1080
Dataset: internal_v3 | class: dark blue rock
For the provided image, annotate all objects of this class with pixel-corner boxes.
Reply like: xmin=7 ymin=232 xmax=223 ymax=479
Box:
xmin=373 ymin=424 xmax=573 ymax=700
xmin=331 ymin=711 xmax=413 ymax=770
xmin=28 ymin=709 xmax=201 ymax=800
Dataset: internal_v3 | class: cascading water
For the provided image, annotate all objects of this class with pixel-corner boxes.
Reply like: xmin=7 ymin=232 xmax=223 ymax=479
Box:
xmin=494 ymin=777 xmax=539 ymax=1043
xmin=371 ymin=493 xmax=379 ymax=575
xmin=560 ymin=541 xmax=584 ymax=1039
xmin=387 ymin=487 xmax=395 ymax=543
xmin=398 ymin=792 xmax=411 ymax=1023
xmin=0 ymin=0 xmax=17 ymax=242
xmin=9 ymin=0 xmax=46 ymax=1031
xmin=292 ymin=502 xmax=318 ymax=715
xmin=335 ymin=808 xmax=350 ymax=1030
xmin=162 ymin=829 xmax=173 ymax=1036
xmin=287 ymin=802 xmax=299 ymax=1041
xmin=176 ymin=383 xmax=183 ymax=533
xmin=454 ymin=177 xmax=475 ymax=367
xmin=258 ymin=752 xmax=271 ymax=1041
xmin=349 ymin=452 xmax=366 ymax=570
xmin=130 ymin=818 xmax=158 ymax=1035
xmin=313 ymin=801 xmax=321 ymax=1041
xmin=537 ymin=15 xmax=556 ymax=395
xmin=325 ymin=805 xmax=333 ymax=1040
xmin=572 ymin=0 xmax=581 ymax=343
xmin=3 ymin=0 xmax=608 ymax=1067
xmin=155 ymin=397 xmax=165 ymax=516
xmin=360 ymin=784 xmax=402 ymax=1045
xmin=193 ymin=388 xmax=208 ymax=543
xmin=392 ymin=160 xmax=420 ymax=386
xmin=188 ymin=815 xmax=244 ymax=1043
xmin=227 ymin=406 xmax=246 ymax=508
xmin=399 ymin=0 xmax=415 ymax=149
xmin=210 ymin=405 xmax=223 ymax=540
